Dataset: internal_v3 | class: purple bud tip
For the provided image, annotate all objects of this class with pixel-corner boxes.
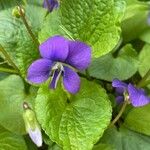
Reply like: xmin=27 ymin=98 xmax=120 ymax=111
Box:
xmin=28 ymin=128 xmax=42 ymax=147
xmin=43 ymin=0 xmax=59 ymax=12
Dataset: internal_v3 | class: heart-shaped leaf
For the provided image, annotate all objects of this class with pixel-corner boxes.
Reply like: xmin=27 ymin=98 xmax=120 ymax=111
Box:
xmin=0 ymin=125 xmax=27 ymax=150
xmin=39 ymin=0 xmax=125 ymax=58
xmin=124 ymin=104 xmax=150 ymax=136
xmin=88 ymin=44 xmax=139 ymax=81
xmin=0 ymin=5 xmax=46 ymax=76
xmin=35 ymin=79 xmax=112 ymax=150
xmin=0 ymin=75 xmax=36 ymax=134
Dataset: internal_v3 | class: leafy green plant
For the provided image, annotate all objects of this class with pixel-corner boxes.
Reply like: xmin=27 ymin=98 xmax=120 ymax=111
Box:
xmin=0 ymin=0 xmax=150 ymax=150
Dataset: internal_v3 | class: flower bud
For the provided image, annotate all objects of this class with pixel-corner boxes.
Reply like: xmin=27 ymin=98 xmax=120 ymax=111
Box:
xmin=12 ymin=6 xmax=25 ymax=18
xmin=23 ymin=102 xmax=42 ymax=147
xmin=43 ymin=0 xmax=59 ymax=12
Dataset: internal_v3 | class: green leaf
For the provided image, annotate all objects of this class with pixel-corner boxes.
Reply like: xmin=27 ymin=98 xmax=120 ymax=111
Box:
xmin=88 ymin=44 xmax=139 ymax=81
xmin=125 ymin=0 xmax=138 ymax=5
xmin=0 ymin=0 xmax=22 ymax=10
xmin=93 ymin=144 xmax=114 ymax=150
xmin=39 ymin=0 xmax=125 ymax=58
xmin=0 ymin=125 xmax=27 ymax=150
xmin=121 ymin=1 xmax=149 ymax=42
xmin=49 ymin=144 xmax=62 ymax=150
xmin=99 ymin=126 xmax=150 ymax=150
xmin=0 ymin=5 xmax=46 ymax=76
xmin=26 ymin=0 xmax=43 ymax=5
xmin=139 ymin=44 xmax=150 ymax=86
xmin=35 ymin=79 xmax=112 ymax=150
xmin=0 ymin=75 xmax=36 ymax=134
xmin=124 ymin=104 xmax=150 ymax=136
xmin=0 ymin=72 xmax=9 ymax=81
xmin=140 ymin=30 xmax=150 ymax=44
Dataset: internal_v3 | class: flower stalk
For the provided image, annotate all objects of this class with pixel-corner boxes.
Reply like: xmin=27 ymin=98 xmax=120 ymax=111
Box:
xmin=0 ymin=67 xmax=19 ymax=74
xmin=109 ymin=100 xmax=128 ymax=127
xmin=17 ymin=5 xmax=39 ymax=47
xmin=85 ymin=69 xmax=91 ymax=80
xmin=0 ymin=44 xmax=20 ymax=73
xmin=23 ymin=0 xmax=27 ymax=5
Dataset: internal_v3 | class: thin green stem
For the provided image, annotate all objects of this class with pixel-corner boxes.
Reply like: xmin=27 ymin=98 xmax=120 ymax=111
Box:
xmin=137 ymin=69 xmax=150 ymax=88
xmin=144 ymin=80 xmax=150 ymax=87
xmin=0 ymin=45 xmax=20 ymax=73
xmin=85 ymin=69 xmax=91 ymax=80
xmin=23 ymin=78 xmax=31 ymax=94
xmin=23 ymin=0 xmax=27 ymax=5
xmin=18 ymin=5 xmax=39 ymax=47
xmin=59 ymin=25 xmax=75 ymax=40
xmin=109 ymin=101 xmax=128 ymax=127
xmin=0 ymin=67 xmax=19 ymax=74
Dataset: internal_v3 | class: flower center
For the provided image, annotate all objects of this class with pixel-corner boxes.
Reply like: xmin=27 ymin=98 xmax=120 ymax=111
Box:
xmin=52 ymin=62 xmax=64 ymax=71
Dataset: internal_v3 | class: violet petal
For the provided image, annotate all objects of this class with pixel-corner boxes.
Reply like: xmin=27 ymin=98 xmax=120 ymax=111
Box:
xmin=27 ymin=59 xmax=53 ymax=84
xmin=115 ymin=87 xmax=124 ymax=95
xmin=112 ymin=79 xmax=128 ymax=89
xmin=28 ymin=128 xmax=42 ymax=147
xmin=49 ymin=70 xmax=61 ymax=89
xmin=65 ymin=41 xmax=91 ymax=70
xmin=39 ymin=36 xmax=69 ymax=62
xmin=116 ymin=96 xmax=124 ymax=104
xmin=43 ymin=0 xmax=59 ymax=12
xmin=63 ymin=66 xmax=80 ymax=94
xmin=128 ymin=84 xmax=150 ymax=107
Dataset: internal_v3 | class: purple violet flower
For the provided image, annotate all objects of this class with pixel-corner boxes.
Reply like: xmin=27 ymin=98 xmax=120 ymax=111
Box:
xmin=43 ymin=0 xmax=59 ymax=12
xmin=112 ymin=79 xmax=150 ymax=107
xmin=27 ymin=35 xmax=91 ymax=94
